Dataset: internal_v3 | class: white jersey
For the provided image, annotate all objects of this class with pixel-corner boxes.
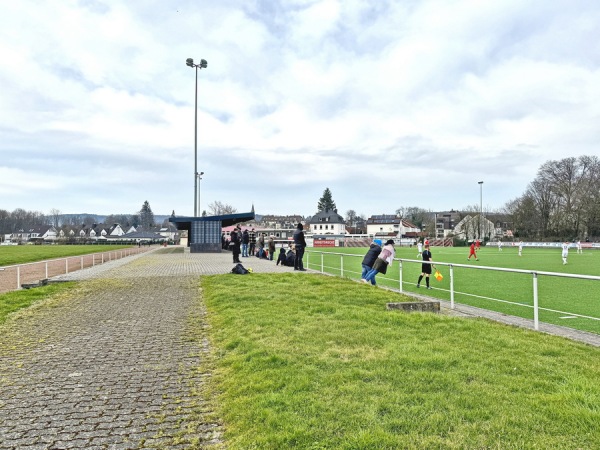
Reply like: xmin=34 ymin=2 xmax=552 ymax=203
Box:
xmin=417 ymin=242 xmax=423 ymax=252
xmin=561 ymin=243 xmax=569 ymax=256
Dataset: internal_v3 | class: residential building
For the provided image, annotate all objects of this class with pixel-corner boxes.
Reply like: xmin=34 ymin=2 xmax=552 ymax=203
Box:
xmin=306 ymin=209 xmax=346 ymax=235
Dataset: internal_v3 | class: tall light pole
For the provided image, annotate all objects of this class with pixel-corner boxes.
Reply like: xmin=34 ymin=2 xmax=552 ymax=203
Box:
xmin=478 ymin=181 xmax=484 ymax=241
xmin=197 ymin=171 xmax=204 ymax=216
xmin=186 ymin=57 xmax=207 ymax=217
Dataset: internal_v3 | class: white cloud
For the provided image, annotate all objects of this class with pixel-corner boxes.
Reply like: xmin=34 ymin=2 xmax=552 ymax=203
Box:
xmin=0 ymin=0 xmax=599 ymax=217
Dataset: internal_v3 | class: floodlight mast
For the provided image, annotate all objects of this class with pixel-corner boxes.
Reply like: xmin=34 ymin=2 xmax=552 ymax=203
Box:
xmin=186 ymin=58 xmax=208 ymax=216
xmin=478 ymin=181 xmax=484 ymax=241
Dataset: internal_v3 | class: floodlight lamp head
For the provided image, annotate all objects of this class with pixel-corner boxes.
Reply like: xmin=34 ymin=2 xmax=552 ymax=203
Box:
xmin=200 ymin=59 xmax=207 ymax=68
xmin=186 ymin=58 xmax=194 ymax=67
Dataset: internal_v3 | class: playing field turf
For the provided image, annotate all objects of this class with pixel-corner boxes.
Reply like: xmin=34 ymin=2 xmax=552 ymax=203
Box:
xmin=305 ymin=245 xmax=600 ymax=335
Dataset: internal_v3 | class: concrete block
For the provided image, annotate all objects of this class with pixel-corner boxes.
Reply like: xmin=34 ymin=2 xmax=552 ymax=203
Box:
xmin=386 ymin=301 xmax=440 ymax=313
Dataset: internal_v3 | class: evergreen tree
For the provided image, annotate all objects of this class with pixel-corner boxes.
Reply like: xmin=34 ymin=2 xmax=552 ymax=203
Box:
xmin=138 ymin=201 xmax=155 ymax=230
xmin=317 ymin=188 xmax=337 ymax=212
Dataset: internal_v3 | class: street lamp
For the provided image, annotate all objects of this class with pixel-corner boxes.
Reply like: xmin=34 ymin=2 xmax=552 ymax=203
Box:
xmin=186 ymin=57 xmax=208 ymax=216
xmin=197 ymin=171 xmax=204 ymax=216
xmin=478 ymin=181 xmax=484 ymax=240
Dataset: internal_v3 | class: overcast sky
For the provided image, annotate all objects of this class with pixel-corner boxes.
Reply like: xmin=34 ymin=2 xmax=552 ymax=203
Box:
xmin=1 ymin=0 xmax=599 ymax=219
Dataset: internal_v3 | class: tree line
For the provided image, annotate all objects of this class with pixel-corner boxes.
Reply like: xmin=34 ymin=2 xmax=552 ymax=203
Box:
xmin=504 ymin=155 xmax=600 ymax=239
xmin=3 ymin=156 xmax=599 ymax=241
xmin=0 ymin=201 xmax=159 ymax=235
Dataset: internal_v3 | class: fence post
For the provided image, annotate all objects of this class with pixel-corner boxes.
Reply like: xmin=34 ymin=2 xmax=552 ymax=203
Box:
xmin=398 ymin=260 xmax=403 ymax=293
xmin=66 ymin=258 xmax=69 ymax=274
xmin=450 ymin=264 xmax=455 ymax=309
xmin=17 ymin=266 xmax=20 ymax=289
xmin=45 ymin=261 xmax=48 ymax=279
xmin=533 ymin=272 xmax=539 ymax=330
xmin=340 ymin=254 xmax=344 ymax=278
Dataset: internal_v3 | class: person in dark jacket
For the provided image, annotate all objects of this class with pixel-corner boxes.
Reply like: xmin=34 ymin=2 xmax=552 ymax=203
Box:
xmin=276 ymin=247 xmax=287 ymax=266
xmin=248 ymin=228 xmax=256 ymax=256
xmin=361 ymin=241 xmax=382 ymax=285
xmin=285 ymin=248 xmax=296 ymax=267
xmin=230 ymin=226 xmax=241 ymax=263
xmin=293 ymin=223 xmax=307 ymax=271
xmin=241 ymin=229 xmax=250 ymax=257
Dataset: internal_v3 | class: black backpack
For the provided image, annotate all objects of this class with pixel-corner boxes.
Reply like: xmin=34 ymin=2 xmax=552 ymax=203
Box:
xmin=231 ymin=263 xmax=249 ymax=275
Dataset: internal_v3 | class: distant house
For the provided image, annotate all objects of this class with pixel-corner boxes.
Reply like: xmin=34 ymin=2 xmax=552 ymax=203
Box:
xmin=27 ymin=226 xmax=58 ymax=243
xmin=366 ymin=215 xmax=420 ymax=238
xmin=306 ymin=209 xmax=346 ymax=235
xmin=107 ymin=224 xmax=126 ymax=236
xmin=153 ymin=224 xmax=179 ymax=241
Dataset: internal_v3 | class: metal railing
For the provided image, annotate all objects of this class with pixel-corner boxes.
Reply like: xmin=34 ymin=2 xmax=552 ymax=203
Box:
xmin=306 ymin=250 xmax=600 ymax=332
xmin=0 ymin=247 xmax=152 ymax=294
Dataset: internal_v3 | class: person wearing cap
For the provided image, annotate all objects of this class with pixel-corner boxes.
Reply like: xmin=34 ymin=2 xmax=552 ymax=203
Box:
xmin=362 ymin=239 xmax=395 ymax=284
xmin=293 ymin=223 xmax=307 ymax=271
xmin=361 ymin=241 xmax=382 ymax=285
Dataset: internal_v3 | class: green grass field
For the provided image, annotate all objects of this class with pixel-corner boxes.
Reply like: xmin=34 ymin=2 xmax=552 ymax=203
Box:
xmin=0 ymin=244 xmax=135 ymax=267
xmin=306 ymin=246 xmax=600 ymax=335
xmin=202 ymin=273 xmax=600 ymax=448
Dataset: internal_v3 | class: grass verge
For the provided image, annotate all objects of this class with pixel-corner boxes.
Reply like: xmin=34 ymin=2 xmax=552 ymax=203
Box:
xmin=0 ymin=282 xmax=76 ymax=325
xmin=0 ymin=244 xmax=135 ymax=266
xmin=202 ymin=272 xmax=600 ymax=449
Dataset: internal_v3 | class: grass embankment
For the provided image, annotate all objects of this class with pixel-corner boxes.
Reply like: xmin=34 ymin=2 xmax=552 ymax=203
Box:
xmin=307 ymin=247 xmax=600 ymax=334
xmin=0 ymin=282 xmax=76 ymax=325
xmin=202 ymin=273 xmax=600 ymax=449
xmin=0 ymin=244 xmax=135 ymax=267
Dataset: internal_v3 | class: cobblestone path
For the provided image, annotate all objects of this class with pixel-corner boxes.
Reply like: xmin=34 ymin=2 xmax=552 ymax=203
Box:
xmin=0 ymin=248 xmax=286 ymax=449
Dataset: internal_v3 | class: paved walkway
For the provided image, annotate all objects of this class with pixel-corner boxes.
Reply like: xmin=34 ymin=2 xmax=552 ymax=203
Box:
xmin=0 ymin=247 xmax=289 ymax=450
xmin=1 ymin=247 xmax=598 ymax=449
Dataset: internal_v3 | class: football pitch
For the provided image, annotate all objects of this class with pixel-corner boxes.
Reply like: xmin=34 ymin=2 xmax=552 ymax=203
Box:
xmin=305 ymin=245 xmax=600 ymax=335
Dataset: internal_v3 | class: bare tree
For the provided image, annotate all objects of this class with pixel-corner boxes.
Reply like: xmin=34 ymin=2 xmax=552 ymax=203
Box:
xmin=49 ymin=208 xmax=62 ymax=228
xmin=208 ymin=201 xmax=237 ymax=216
xmin=345 ymin=209 xmax=357 ymax=226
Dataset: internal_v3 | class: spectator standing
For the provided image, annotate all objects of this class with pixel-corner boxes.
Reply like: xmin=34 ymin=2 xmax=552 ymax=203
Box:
xmin=268 ymin=235 xmax=276 ymax=261
xmin=361 ymin=241 xmax=382 ymax=285
xmin=249 ymin=228 xmax=256 ymax=256
xmin=362 ymin=240 xmax=395 ymax=284
xmin=293 ymin=223 xmax=307 ymax=271
xmin=257 ymin=234 xmax=265 ymax=258
xmin=417 ymin=245 xmax=436 ymax=289
xmin=241 ymin=229 xmax=250 ymax=257
xmin=230 ymin=226 xmax=241 ymax=263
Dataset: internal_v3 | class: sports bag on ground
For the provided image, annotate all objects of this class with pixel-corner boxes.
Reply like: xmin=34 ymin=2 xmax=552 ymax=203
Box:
xmin=231 ymin=263 xmax=249 ymax=274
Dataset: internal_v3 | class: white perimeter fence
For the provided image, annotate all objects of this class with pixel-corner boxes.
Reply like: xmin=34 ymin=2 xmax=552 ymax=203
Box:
xmin=0 ymin=246 xmax=152 ymax=294
xmin=306 ymin=250 xmax=600 ymax=333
